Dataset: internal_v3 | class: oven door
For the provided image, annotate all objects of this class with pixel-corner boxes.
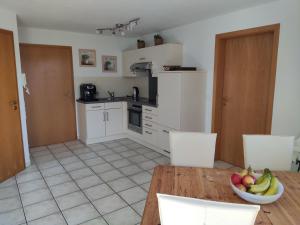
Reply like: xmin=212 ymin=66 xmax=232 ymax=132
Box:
xmin=128 ymin=108 xmax=142 ymax=133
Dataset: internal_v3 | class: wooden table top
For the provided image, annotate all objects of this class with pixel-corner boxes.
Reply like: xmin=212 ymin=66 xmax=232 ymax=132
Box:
xmin=141 ymin=165 xmax=300 ymax=225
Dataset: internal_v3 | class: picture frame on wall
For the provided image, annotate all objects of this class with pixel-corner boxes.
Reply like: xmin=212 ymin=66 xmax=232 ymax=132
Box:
xmin=102 ymin=55 xmax=117 ymax=72
xmin=79 ymin=49 xmax=96 ymax=67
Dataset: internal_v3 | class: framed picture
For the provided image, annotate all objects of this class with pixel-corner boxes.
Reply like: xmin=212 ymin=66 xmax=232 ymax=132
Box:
xmin=79 ymin=49 xmax=96 ymax=67
xmin=102 ymin=55 xmax=117 ymax=72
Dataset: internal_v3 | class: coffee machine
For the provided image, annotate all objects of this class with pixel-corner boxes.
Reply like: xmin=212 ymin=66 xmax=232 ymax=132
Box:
xmin=80 ymin=83 xmax=97 ymax=101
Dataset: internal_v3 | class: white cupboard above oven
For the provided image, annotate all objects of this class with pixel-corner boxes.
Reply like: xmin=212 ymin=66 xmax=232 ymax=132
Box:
xmin=122 ymin=43 xmax=183 ymax=77
xmin=77 ymin=102 xmax=125 ymax=144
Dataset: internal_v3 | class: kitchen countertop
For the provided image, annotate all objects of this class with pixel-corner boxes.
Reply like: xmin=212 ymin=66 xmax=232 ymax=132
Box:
xmin=76 ymin=96 xmax=158 ymax=107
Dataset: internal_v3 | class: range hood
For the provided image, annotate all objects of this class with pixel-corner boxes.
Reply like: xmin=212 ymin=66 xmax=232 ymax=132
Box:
xmin=130 ymin=62 xmax=152 ymax=75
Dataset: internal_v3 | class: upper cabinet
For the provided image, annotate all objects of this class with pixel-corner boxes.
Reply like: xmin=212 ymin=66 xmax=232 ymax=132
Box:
xmin=122 ymin=43 xmax=183 ymax=77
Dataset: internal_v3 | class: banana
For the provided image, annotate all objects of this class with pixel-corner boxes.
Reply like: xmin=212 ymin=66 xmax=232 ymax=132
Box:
xmin=256 ymin=168 xmax=272 ymax=184
xmin=264 ymin=176 xmax=279 ymax=196
xmin=249 ymin=174 xmax=271 ymax=193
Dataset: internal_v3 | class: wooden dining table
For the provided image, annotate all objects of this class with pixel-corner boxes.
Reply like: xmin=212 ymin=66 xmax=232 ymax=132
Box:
xmin=141 ymin=165 xmax=300 ymax=225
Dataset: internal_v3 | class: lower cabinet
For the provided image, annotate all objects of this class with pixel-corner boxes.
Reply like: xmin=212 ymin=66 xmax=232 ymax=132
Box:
xmin=157 ymin=126 xmax=174 ymax=154
xmin=78 ymin=102 xmax=123 ymax=144
xmin=143 ymin=127 xmax=158 ymax=146
xmin=86 ymin=109 xmax=106 ymax=139
xmin=105 ymin=108 xmax=123 ymax=136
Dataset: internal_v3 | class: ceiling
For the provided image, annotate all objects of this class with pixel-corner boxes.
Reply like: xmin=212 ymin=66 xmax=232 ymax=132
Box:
xmin=0 ymin=0 xmax=275 ymax=37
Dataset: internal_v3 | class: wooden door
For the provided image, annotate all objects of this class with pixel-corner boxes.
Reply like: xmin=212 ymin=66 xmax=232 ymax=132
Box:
xmin=212 ymin=25 xmax=280 ymax=167
xmin=20 ymin=44 xmax=77 ymax=147
xmin=0 ymin=29 xmax=25 ymax=181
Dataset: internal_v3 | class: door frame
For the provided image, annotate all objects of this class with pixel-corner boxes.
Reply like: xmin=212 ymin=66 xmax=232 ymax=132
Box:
xmin=20 ymin=43 xmax=77 ymax=145
xmin=211 ymin=24 xmax=280 ymax=160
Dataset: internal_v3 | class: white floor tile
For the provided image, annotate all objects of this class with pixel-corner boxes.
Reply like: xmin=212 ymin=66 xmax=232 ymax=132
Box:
xmin=130 ymin=171 xmax=152 ymax=185
xmin=79 ymin=217 xmax=108 ymax=225
xmin=24 ymin=199 xmax=59 ymax=221
xmin=0 ymin=208 xmax=26 ymax=225
xmin=21 ymin=188 xmax=52 ymax=206
xmin=56 ymin=191 xmax=89 ymax=210
xmin=0 ymin=185 xmax=19 ymax=199
xmin=104 ymin=206 xmax=140 ymax=225
xmin=75 ymin=175 xmax=103 ymax=190
xmin=131 ymin=199 xmax=146 ymax=216
xmin=44 ymin=173 xmax=72 ymax=186
xmin=69 ymin=168 xmax=93 ymax=180
xmin=50 ymin=181 xmax=79 ymax=197
xmin=91 ymin=163 xmax=114 ymax=174
xmin=108 ymin=177 xmax=136 ymax=192
xmin=0 ymin=196 xmax=22 ymax=213
xmin=99 ymin=169 xmax=124 ymax=182
xmin=119 ymin=186 xmax=147 ymax=204
xmin=84 ymin=184 xmax=114 ymax=201
xmin=119 ymin=165 xmax=142 ymax=176
xmin=92 ymin=194 xmax=127 ymax=215
xmin=62 ymin=203 xmax=100 ymax=225
xmin=27 ymin=213 xmax=67 ymax=225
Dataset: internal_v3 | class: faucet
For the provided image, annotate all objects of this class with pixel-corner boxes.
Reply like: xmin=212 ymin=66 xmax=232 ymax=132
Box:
xmin=107 ymin=91 xmax=115 ymax=100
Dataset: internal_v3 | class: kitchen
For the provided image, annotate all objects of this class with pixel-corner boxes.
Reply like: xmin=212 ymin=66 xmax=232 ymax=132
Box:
xmin=0 ymin=0 xmax=300 ymax=225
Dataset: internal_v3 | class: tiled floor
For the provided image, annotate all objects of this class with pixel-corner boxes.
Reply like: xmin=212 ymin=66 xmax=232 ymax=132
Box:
xmin=0 ymin=138 xmax=237 ymax=225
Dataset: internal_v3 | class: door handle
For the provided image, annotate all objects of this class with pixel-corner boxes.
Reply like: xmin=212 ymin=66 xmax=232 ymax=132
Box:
xmin=9 ymin=100 xmax=18 ymax=110
xmin=103 ymin=112 xmax=106 ymax=121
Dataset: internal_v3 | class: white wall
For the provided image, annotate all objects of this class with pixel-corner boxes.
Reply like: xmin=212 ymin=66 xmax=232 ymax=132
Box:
xmin=18 ymin=27 xmax=149 ymax=99
xmin=0 ymin=8 xmax=30 ymax=166
xmin=142 ymin=0 xmax=300 ymax=137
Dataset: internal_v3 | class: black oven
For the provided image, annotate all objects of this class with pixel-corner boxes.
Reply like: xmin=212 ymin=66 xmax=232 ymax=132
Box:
xmin=128 ymin=102 xmax=142 ymax=134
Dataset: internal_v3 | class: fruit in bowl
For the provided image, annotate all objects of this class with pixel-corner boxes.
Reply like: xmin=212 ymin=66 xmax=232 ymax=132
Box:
xmin=230 ymin=167 xmax=284 ymax=204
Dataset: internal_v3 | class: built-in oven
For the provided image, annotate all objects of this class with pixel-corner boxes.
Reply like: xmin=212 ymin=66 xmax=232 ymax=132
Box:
xmin=128 ymin=102 xmax=142 ymax=134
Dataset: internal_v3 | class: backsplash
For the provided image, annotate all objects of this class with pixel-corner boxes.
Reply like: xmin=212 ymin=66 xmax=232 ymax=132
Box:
xmin=74 ymin=76 xmax=148 ymax=99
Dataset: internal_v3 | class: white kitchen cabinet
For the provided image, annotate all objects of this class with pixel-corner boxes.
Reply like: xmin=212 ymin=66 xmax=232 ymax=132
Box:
xmin=143 ymin=127 xmax=158 ymax=146
xmin=157 ymin=125 xmax=176 ymax=154
xmin=122 ymin=43 xmax=182 ymax=77
xmin=77 ymin=102 xmax=124 ymax=144
xmin=105 ymin=108 xmax=123 ymax=136
xmin=158 ymin=71 xmax=207 ymax=132
xmin=86 ymin=110 xmax=106 ymax=139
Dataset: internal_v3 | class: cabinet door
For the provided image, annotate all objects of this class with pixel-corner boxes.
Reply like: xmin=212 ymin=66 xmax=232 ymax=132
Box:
xmin=158 ymin=73 xmax=181 ymax=129
xmin=157 ymin=126 xmax=172 ymax=153
xmin=86 ymin=110 xmax=106 ymax=139
xmin=106 ymin=108 xmax=123 ymax=136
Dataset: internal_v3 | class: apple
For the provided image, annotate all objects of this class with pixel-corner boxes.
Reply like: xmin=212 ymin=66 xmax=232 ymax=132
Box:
xmin=242 ymin=175 xmax=255 ymax=187
xmin=231 ymin=173 xmax=242 ymax=185
xmin=235 ymin=184 xmax=247 ymax=192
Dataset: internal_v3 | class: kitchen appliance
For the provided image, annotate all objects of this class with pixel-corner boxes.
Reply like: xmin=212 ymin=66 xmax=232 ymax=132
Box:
xmin=128 ymin=101 xmax=142 ymax=134
xmin=132 ymin=86 xmax=139 ymax=100
xmin=130 ymin=62 xmax=152 ymax=75
xmin=80 ymin=83 xmax=98 ymax=101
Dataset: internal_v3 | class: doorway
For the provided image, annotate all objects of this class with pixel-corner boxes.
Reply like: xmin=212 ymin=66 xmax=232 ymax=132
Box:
xmin=20 ymin=44 xmax=77 ymax=147
xmin=0 ymin=29 xmax=25 ymax=181
xmin=212 ymin=24 xmax=280 ymax=167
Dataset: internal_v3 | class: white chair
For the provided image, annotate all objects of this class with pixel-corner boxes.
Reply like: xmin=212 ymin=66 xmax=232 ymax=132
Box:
xmin=157 ymin=193 xmax=260 ymax=225
xmin=170 ymin=131 xmax=217 ymax=168
xmin=243 ymin=135 xmax=295 ymax=171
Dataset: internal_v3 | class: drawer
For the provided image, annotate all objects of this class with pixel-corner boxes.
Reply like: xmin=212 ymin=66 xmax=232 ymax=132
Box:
xmin=143 ymin=113 xmax=158 ymax=123
xmin=157 ymin=126 xmax=176 ymax=153
xmin=143 ymin=127 xmax=157 ymax=146
xmin=85 ymin=103 xmax=104 ymax=111
xmin=142 ymin=105 xmax=158 ymax=116
xmin=143 ymin=120 xmax=158 ymax=131
xmin=105 ymin=102 xmax=122 ymax=109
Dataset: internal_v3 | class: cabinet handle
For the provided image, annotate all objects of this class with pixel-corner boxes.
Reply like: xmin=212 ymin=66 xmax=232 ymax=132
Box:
xmin=139 ymin=57 xmax=146 ymax=61
xmin=106 ymin=111 xmax=109 ymax=121
xmin=145 ymin=109 xmax=152 ymax=112
xmin=163 ymin=150 xmax=170 ymax=153
xmin=91 ymin=106 xmax=102 ymax=109
xmin=145 ymin=123 xmax=152 ymax=127
xmin=103 ymin=112 xmax=106 ymax=121
xmin=145 ymin=116 xmax=152 ymax=120
xmin=145 ymin=131 xmax=152 ymax=135
xmin=163 ymin=130 xmax=169 ymax=134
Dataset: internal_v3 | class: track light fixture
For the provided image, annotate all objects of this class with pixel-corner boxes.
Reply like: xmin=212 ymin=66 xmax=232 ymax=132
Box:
xmin=96 ymin=18 xmax=140 ymax=36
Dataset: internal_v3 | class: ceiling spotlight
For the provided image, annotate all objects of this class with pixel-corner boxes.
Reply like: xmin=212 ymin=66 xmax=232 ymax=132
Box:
xmin=96 ymin=18 xmax=140 ymax=36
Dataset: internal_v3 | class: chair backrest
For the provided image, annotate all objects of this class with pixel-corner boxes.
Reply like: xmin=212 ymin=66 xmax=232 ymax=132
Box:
xmin=170 ymin=131 xmax=217 ymax=168
xmin=157 ymin=193 xmax=260 ymax=225
xmin=243 ymin=135 xmax=295 ymax=171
